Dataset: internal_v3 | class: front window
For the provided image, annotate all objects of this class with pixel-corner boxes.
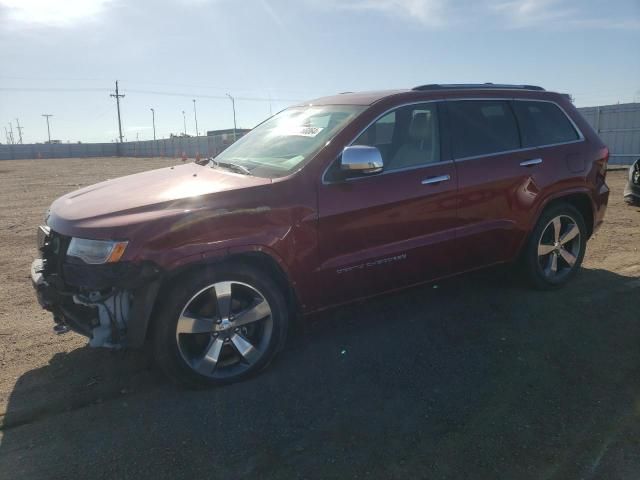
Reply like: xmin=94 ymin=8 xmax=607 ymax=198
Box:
xmin=353 ymin=104 xmax=441 ymax=170
xmin=213 ymin=105 xmax=365 ymax=178
xmin=324 ymin=102 xmax=441 ymax=182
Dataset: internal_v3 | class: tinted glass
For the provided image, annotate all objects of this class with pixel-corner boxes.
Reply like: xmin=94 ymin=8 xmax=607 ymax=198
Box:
xmin=353 ymin=103 xmax=440 ymax=171
xmin=448 ymin=100 xmax=520 ymax=159
xmin=513 ymin=101 xmax=579 ymax=147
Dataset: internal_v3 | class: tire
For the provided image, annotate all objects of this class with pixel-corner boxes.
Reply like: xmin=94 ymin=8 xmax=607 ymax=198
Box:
xmin=522 ymin=203 xmax=587 ymax=290
xmin=625 ymin=195 xmax=640 ymax=207
xmin=153 ymin=263 xmax=289 ymax=388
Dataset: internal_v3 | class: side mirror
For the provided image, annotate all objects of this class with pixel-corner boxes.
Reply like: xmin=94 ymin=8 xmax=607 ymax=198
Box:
xmin=341 ymin=146 xmax=383 ymax=174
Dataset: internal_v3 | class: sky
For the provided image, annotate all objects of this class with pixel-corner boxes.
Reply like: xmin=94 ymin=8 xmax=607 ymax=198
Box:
xmin=0 ymin=0 xmax=638 ymax=144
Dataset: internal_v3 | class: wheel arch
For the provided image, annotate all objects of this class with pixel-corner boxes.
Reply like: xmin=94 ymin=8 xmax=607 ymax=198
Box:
xmin=514 ymin=189 xmax=595 ymax=262
xmin=143 ymin=247 xmax=300 ymax=343
xmin=538 ymin=192 xmax=595 ymax=238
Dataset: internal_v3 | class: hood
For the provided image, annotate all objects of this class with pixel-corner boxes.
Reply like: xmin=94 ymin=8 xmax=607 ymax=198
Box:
xmin=47 ymin=163 xmax=271 ymax=236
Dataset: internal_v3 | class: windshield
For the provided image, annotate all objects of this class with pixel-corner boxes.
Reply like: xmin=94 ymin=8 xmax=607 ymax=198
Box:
xmin=212 ymin=104 xmax=365 ymax=178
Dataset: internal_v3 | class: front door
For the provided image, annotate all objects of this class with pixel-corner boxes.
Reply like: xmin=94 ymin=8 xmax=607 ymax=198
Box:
xmin=315 ymin=102 xmax=459 ymax=308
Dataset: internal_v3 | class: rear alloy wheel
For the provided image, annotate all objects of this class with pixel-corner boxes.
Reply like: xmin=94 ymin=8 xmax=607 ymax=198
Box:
xmin=537 ymin=215 xmax=581 ymax=282
xmin=524 ymin=204 xmax=586 ymax=289
xmin=154 ymin=265 xmax=288 ymax=387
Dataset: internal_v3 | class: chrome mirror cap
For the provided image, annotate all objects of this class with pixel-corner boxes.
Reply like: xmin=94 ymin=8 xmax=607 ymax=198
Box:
xmin=341 ymin=146 xmax=383 ymax=174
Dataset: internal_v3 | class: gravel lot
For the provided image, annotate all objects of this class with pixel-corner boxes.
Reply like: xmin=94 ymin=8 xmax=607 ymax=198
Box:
xmin=0 ymin=158 xmax=639 ymax=479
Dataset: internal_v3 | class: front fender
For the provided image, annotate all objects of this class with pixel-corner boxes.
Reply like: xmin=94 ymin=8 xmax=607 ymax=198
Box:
xmin=128 ymin=242 xmax=299 ymax=347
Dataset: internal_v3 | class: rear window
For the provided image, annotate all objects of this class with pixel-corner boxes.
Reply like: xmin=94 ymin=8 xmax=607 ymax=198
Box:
xmin=513 ymin=101 xmax=579 ymax=148
xmin=448 ymin=100 xmax=520 ymax=159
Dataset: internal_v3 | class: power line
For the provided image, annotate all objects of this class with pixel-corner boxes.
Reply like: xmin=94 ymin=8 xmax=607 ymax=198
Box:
xmin=0 ymin=87 xmax=110 ymax=92
xmin=0 ymin=86 xmax=303 ymax=103
xmin=123 ymin=88 xmax=301 ymax=103
xmin=110 ymin=80 xmax=125 ymax=143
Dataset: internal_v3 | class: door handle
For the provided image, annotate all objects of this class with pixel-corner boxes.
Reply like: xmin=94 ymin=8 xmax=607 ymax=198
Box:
xmin=421 ymin=174 xmax=451 ymax=185
xmin=520 ymin=158 xmax=543 ymax=167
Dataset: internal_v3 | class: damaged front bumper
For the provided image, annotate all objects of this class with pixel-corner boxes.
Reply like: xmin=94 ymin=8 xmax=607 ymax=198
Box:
xmin=31 ymin=228 xmax=162 ymax=349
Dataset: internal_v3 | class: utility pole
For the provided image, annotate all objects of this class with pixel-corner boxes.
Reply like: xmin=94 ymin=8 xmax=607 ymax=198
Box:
xmin=150 ymin=108 xmax=156 ymax=140
xmin=182 ymin=110 xmax=186 ymax=136
xmin=192 ymin=99 xmax=199 ymax=137
xmin=15 ymin=118 xmax=23 ymax=144
xmin=226 ymin=93 xmax=237 ymax=141
xmin=42 ymin=114 xmax=53 ymax=143
xmin=110 ymin=80 xmax=125 ymax=143
xmin=8 ymin=122 xmax=15 ymax=144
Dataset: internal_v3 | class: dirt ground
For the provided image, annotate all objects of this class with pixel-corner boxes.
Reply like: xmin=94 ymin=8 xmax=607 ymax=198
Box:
xmin=0 ymin=157 xmax=638 ymax=479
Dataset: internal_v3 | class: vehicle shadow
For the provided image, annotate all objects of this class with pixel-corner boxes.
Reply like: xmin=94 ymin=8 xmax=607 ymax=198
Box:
xmin=2 ymin=266 xmax=640 ymax=479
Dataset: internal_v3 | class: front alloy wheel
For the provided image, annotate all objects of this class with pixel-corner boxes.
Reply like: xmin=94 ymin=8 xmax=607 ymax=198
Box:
xmin=176 ymin=281 xmax=273 ymax=380
xmin=154 ymin=264 xmax=288 ymax=387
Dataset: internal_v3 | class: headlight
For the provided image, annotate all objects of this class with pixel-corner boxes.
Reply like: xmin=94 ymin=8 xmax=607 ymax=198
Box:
xmin=67 ymin=238 xmax=128 ymax=264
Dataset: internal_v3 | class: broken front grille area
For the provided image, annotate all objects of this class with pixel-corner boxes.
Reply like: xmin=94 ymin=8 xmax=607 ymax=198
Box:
xmin=38 ymin=227 xmax=71 ymax=278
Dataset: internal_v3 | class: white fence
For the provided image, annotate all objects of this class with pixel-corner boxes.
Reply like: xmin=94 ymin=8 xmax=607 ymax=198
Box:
xmin=0 ymin=133 xmax=241 ymax=161
xmin=578 ymin=103 xmax=640 ymax=165
xmin=2 ymin=103 xmax=639 ymax=165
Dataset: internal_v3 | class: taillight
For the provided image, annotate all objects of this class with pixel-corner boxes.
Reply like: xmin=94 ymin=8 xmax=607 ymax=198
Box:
xmin=596 ymin=147 xmax=609 ymax=179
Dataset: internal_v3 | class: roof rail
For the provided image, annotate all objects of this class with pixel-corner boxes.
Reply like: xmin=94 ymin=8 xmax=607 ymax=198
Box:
xmin=412 ymin=83 xmax=545 ymax=92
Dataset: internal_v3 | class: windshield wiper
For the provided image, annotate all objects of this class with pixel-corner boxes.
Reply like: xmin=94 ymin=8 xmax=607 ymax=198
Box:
xmin=209 ymin=158 xmax=251 ymax=175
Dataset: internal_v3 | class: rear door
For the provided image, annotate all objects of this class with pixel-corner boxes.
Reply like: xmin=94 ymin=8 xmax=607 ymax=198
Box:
xmin=449 ymin=98 xmax=584 ymax=273
xmin=447 ymin=99 xmax=537 ymax=271
xmin=315 ymin=102 xmax=459 ymax=307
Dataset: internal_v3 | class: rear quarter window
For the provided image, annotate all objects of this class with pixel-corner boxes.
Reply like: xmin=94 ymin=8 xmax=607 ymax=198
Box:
xmin=448 ymin=100 xmax=520 ymax=159
xmin=513 ymin=101 xmax=579 ymax=148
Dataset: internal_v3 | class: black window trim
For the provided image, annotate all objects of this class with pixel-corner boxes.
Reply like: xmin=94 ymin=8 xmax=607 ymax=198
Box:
xmin=321 ymin=97 xmax=584 ymax=184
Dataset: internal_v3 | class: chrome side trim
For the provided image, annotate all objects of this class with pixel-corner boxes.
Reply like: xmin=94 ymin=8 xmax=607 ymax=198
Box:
xmin=422 ymin=174 xmax=451 ymax=185
xmin=452 ymin=139 xmax=584 ymax=163
xmin=327 ymin=160 xmax=455 ymax=185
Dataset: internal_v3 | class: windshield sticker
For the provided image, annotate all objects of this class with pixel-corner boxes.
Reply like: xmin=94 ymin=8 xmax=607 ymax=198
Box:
xmin=286 ymin=126 xmax=324 ymax=137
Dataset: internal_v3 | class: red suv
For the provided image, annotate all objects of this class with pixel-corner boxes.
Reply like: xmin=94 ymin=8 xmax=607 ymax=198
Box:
xmin=31 ymin=84 xmax=609 ymax=386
